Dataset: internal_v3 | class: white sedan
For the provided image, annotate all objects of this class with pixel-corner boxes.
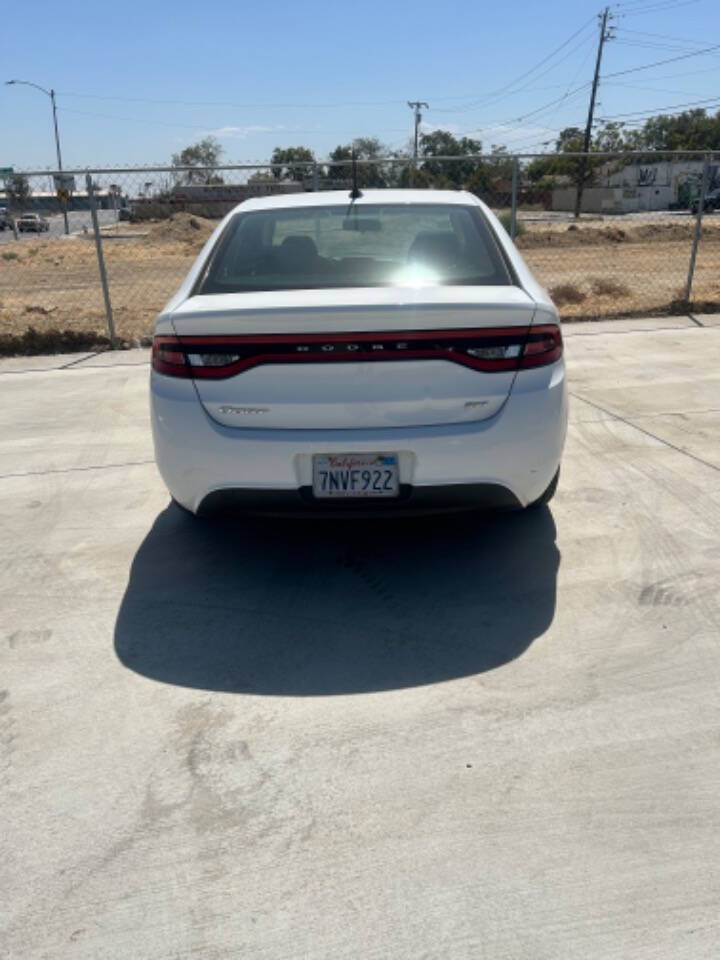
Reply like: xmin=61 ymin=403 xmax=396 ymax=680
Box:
xmin=150 ymin=189 xmax=567 ymax=515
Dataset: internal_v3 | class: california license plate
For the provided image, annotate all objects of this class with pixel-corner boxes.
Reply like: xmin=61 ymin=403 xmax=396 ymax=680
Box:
xmin=312 ymin=453 xmax=400 ymax=499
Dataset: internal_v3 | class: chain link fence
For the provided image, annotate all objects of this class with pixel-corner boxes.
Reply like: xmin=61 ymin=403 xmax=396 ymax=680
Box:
xmin=1 ymin=152 xmax=718 ymax=352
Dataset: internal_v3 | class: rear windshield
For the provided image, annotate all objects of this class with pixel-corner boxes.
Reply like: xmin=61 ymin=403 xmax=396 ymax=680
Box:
xmin=198 ymin=203 xmax=512 ymax=294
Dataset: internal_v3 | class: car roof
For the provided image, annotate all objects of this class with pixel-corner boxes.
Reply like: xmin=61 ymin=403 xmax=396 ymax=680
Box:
xmin=235 ymin=188 xmax=482 ymax=214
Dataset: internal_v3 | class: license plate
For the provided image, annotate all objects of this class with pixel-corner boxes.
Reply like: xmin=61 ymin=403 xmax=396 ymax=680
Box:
xmin=312 ymin=453 xmax=399 ymax=499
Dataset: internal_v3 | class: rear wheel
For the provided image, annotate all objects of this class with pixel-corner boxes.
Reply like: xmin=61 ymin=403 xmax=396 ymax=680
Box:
xmin=527 ymin=468 xmax=559 ymax=509
xmin=171 ymin=496 xmax=198 ymax=518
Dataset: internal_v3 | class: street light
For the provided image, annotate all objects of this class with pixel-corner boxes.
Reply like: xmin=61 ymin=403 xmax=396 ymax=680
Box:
xmin=5 ymin=79 xmax=69 ymax=235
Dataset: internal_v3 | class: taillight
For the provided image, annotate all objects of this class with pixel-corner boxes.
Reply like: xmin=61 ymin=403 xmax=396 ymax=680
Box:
xmin=152 ymin=337 xmax=191 ymax=377
xmin=152 ymin=325 xmax=562 ymax=379
xmin=518 ymin=325 xmax=563 ymax=369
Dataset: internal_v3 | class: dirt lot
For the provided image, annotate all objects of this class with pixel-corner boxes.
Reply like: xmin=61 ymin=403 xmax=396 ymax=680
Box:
xmin=1 ymin=212 xmax=719 ymax=353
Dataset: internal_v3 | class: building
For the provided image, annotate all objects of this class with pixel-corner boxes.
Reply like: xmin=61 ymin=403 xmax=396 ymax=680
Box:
xmin=0 ymin=188 xmax=119 ymax=213
xmin=552 ymin=159 xmax=719 ymax=214
xmin=170 ymin=181 xmax=304 ymax=204
xmin=128 ymin=180 xmax=306 ymax=220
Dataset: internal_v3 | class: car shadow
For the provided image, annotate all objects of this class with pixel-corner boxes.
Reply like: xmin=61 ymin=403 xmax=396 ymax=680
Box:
xmin=114 ymin=503 xmax=559 ymax=696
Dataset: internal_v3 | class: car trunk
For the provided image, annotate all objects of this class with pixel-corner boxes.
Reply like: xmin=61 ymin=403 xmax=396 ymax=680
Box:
xmin=170 ymin=286 xmax=537 ymax=430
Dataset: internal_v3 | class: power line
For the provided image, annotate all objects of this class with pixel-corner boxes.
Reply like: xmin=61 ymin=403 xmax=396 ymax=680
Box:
xmin=602 ymin=42 xmax=720 ymax=79
xmin=607 ymin=80 xmax=720 ymax=95
xmin=616 ymin=63 xmax=720 ymax=83
xmin=615 ymin=26 xmax=712 ymax=45
xmin=57 ymin=107 xmax=409 ymax=138
xmin=58 ymin=107 xmax=210 ymax=130
xmin=614 ymin=38 xmax=720 ymax=55
xmin=435 ymin=24 xmax=598 ymax=115
xmin=541 ymin=28 xmax=601 ymax=132
xmin=512 ymin=82 xmax=592 ymax=123
xmin=53 ymin=21 xmax=596 ymax=119
xmin=598 ymin=95 xmax=720 ymax=119
xmin=56 ymin=92 xmax=408 ymax=109
xmin=614 ymin=0 xmax=701 ymax=16
xmin=458 ymin=83 xmax=590 ymax=137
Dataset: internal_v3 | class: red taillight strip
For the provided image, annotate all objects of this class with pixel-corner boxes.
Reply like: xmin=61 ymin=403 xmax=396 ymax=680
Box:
xmin=152 ymin=338 xmax=192 ymax=377
xmin=152 ymin=325 xmax=562 ymax=379
xmin=174 ymin=327 xmax=528 ymax=346
xmin=520 ymin=330 xmax=563 ymax=368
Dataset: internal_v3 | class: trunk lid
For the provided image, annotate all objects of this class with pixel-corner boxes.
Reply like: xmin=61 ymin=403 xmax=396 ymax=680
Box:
xmin=170 ymin=286 xmax=537 ymax=430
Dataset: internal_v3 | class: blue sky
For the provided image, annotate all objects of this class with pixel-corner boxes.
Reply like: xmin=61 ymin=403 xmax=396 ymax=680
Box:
xmin=2 ymin=0 xmax=718 ymax=170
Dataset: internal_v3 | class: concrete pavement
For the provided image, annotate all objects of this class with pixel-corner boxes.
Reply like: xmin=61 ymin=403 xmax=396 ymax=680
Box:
xmin=1 ymin=317 xmax=719 ymax=958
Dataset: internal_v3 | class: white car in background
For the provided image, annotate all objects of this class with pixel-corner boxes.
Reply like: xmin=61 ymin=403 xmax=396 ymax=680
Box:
xmin=150 ymin=189 xmax=567 ymax=516
xmin=17 ymin=212 xmax=50 ymax=232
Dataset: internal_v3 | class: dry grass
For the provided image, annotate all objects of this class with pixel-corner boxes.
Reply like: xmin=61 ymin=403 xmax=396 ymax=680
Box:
xmin=0 ymin=326 xmax=111 ymax=356
xmin=549 ymin=283 xmax=587 ymax=306
xmin=590 ymin=277 xmax=632 ymax=298
xmin=2 ymin=212 xmax=720 ymax=354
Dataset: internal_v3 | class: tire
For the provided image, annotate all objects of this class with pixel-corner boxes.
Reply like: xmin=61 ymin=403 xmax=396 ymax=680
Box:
xmin=527 ymin=468 xmax=559 ymax=509
xmin=171 ymin=496 xmax=199 ymax=518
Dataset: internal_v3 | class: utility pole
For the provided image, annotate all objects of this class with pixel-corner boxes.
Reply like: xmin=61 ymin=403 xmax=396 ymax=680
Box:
xmin=408 ymin=101 xmax=429 ymax=160
xmin=5 ymin=79 xmax=70 ymax=234
xmin=574 ymin=7 xmax=613 ymax=218
xmin=49 ymin=89 xmax=70 ymax=237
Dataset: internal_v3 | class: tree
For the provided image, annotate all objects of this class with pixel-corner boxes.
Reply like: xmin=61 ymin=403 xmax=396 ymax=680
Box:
xmin=4 ymin=173 xmax=31 ymax=208
xmin=523 ymin=108 xmax=720 ymax=193
xmin=486 ymin=144 xmax=514 ymax=180
xmin=171 ymin=136 xmax=224 ymax=185
xmin=419 ymin=130 xmax=483 ymax=186
xmin=397 ymin=164 xmax=434 ymax=188
xmin=593 ymin=122 xmax=628 ymax=154
xmin=526 ymin=122 xmax=630 ymax=186
xmin=247 ymin=169 xmax=275 ymax=183
xmin=270 ymin=146 xmax=315 ymax=181
xmin=464 ymin=146 xmax=513 ymax=200
xmin=555 ymin=126 xmax=584 ymax=152
xmin=328 ymin=137 xmax=393 ymax=187
xmin=630 ymin=108 xmax=720 ymax=152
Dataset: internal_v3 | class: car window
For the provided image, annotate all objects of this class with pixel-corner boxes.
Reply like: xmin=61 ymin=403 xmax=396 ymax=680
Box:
xmin=199 ymin=203 xmax=511 ymax=294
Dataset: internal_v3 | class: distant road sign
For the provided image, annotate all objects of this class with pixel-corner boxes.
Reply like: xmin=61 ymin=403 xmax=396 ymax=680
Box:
xmin=53 ymin=174 xmax=75 ymax=192
xmin=56 ymin=187 xmax=70 ymax=204
xmin=0 ymin=167 xmax=13 ymax=175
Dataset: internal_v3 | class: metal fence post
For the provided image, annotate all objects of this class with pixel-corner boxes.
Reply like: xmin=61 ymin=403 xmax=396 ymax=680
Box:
xmin=684 ymin=156 xmax=710 ymax=305
xmin=86 ymin=172 xmax=116 ymax=347
xmin=510 ymin=156 xmax=519 ymax=240
xmin=312 ymin=162 xmax=319 ymax=192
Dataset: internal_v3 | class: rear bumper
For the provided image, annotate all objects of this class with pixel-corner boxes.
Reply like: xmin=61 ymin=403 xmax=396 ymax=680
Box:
xmin=150 ymin=359 xmax=567 ymax=514
xmin=196 ymin=482 xmax=521 ymax=517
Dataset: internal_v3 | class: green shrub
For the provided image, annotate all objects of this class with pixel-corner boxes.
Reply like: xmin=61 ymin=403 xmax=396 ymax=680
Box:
xmin=498 ymin=212 xmax=526 ymax=237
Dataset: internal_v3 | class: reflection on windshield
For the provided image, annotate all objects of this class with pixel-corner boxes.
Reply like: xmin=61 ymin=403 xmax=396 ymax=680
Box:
xmin=199 ymin=203 xmax=511 ymax=294
xmin=391 ymin=263 xmax=440 ymax=287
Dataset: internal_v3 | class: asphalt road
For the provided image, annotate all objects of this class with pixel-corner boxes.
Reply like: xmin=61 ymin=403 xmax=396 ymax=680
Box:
xmin=1 ymin=316 xmax=719 ymax=959
xmin=0 ymin=209 xmax=118 ymax=244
